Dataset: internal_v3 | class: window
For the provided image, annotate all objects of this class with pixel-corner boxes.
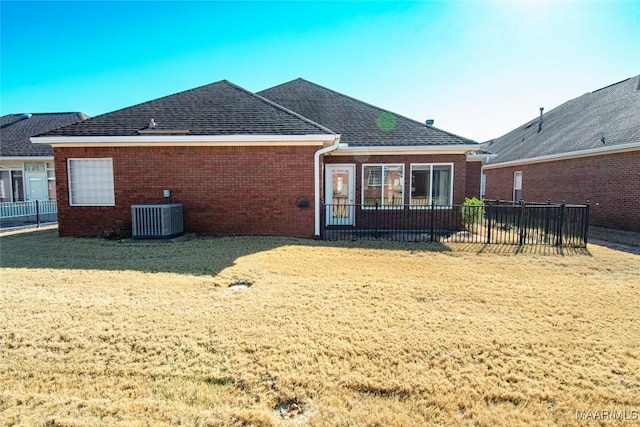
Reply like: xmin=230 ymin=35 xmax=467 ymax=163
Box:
xmin=11 ymin=170 xmax=24 ymax=202
xmin=46 ymin=162 xmax=56 ymax=200
xmin=513 ymin=171 xmax=522 ymax=203
xmin=0 ymin=170 xmax=10 ymax=202
xmin=68 ymin=158 xmax=115 ymax=206
xmin=362 ymin=164 xmax=404 ymax=208
xmin=0 ymin=168 xmax=24 ymax=202
xmin=24 ymin=162 xmax=45 ymax=172
xmin=410 ymin=164 xmax=453 ymax=207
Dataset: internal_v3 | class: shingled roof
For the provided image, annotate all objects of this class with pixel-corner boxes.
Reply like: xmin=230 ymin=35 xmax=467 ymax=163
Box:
xmin=1 ymin=112 xmax=88 ymax=157
xmin=258 ymin=78 xmax=477 ymax=147
xmin=42 ymin=80 xmax=335 ymax=137
xmin=485 ymin=75 xmax=640 ymax=165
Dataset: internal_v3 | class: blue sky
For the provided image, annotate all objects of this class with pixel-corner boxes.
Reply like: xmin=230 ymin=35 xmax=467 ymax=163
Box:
xmin=1 ymin=0 xmax=638 ymax=142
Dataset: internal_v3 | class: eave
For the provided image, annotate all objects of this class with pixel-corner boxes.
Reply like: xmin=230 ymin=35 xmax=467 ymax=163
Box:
xmin=330 ymin=143 xmax=485 ymax=156
xmin=483 ymin=141 xmax=640 ymax=170
xmin=0 ymin=155 xmax=54 ymax=161
xmin=466 ymin=153 xmax=497 ymax=162
xmin=30 ymin=134 xmax=340 ymax=147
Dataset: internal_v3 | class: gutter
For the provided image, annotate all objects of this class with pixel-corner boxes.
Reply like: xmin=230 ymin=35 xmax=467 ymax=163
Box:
xmin=314 ymin=135 xmax=342 ymax=238
xmin=0 ymin=156 xmax=54 ymax=161
xmin=30 ymin=134 xmax=333 ymax=146
xmin=330 ymin=143 xmax=484 ymax=156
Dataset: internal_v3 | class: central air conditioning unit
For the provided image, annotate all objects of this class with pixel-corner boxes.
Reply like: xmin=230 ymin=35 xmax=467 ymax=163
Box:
xmin=131 ymin=203 xmax=183 ymax=238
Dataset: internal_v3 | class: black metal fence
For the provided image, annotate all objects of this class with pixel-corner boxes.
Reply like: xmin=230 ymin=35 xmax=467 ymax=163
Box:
xmin=322 ymin=199 xmax=590 ymax=247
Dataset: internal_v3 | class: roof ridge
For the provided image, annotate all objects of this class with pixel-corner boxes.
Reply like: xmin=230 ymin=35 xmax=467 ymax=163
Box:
xmin=264 ymin=78 xmax=477 ymax=144
xmin=511 ymin=75 xmax=640 ymax=134
xmin=1 ymin=112 xmax=86 ymax=118
xmin=485 ymin=74 xmax=640 ymax=164
xmin=75 ymin=80 xmax=231 ymax=124
xmin=590 ymin=76 xmax=632 ymax=94
xmin=221 ymin=80 xmax=337 ymax=135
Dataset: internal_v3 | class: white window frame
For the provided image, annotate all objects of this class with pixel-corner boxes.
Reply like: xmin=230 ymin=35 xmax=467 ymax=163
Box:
xmin=409 ymin=163 xmax=454 ymax=209
xmin=513 ymin=171 xmax=523 ymax=203
xmin=68 ymin=158 xmax=115 ymax=206
xmin=361 ymin=164 xmax=404 ymax=209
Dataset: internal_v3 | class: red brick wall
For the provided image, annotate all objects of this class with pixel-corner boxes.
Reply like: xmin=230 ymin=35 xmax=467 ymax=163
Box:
xmin=54 ymin=145 xmax=319 ymax=237
xmin=483 ymin=150 xmax=640 ymax=232
xmin=464 ymin=161 xmax=482 ymax=199
xmin=324 ymin=154 xmax=469 ymax=205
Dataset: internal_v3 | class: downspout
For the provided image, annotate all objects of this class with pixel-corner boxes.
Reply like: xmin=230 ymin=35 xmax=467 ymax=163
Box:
xmin=314 ymin=135 xmax=341 ymax=238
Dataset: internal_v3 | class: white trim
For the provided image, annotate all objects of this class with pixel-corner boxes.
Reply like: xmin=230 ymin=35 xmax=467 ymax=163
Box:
xmin=0 ymin=156 xmax=54 ymax=162
xmin=31 ymin=134 xmax=336 ymax=147
xmin=483 ymin=141 xmax=640 ymax=169
xmin=466 ymin=153 xmax=497 ymax=162
xmin=325 ymin=164 xmax=356 ymax=226
xmin=513 ymin=171 xmax=523 ymax=202
xmin=361 ymin=163 xmax=405 ymax=208
xmin=314 ymin=136 xmax=342 ymax=237
xmin=67 ymin=158 xmax=115 ymax=206
xmin=332 ymin=144 xmax=483 ymax=156
xmin=409 ymin=163 xmax=455 ymax=209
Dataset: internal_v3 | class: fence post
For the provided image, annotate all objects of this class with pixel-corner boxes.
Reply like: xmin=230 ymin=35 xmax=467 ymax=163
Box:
xmin=544 ymin=199 xmax=551 ymax=244
xmin=583 ymin=200 xmax=590 ymax=247
xmin=430 ymin=198 xmax=435 ymax=242
xmin=519 ymin=200 xmax=526 ymax=246
xmin=486 ymin=200 xmax=492 ymax=244
xmin=375 ymin=201 xmax=379 ymax=239
xmin=36 ymin=200 xmax=41 ymax=228
xmin=556 ymin=201 xmax=565 ymax=246
xmin=320 ymin=199 xmax=325 ymax=240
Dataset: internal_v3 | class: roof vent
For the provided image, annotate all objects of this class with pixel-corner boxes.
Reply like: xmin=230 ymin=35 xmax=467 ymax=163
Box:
xmin=537 ymin=108 xmax=544 ymax=133
xmin=148 ymin=118 xmax=157 ymax=129
xmin=425 ymin=119 xmax=434 ymax=126
xmin=20 ymin=113 xmax=33 ymax=120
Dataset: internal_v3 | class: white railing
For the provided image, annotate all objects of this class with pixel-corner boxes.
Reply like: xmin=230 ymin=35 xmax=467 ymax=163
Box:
xmin=0 ymin=200 xmax=58 ymax=227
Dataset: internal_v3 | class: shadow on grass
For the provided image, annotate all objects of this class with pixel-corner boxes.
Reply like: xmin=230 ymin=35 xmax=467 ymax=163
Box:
xmin=0 ymin=229 xmax=293 ymax=276
xmin=0 ymin=228 xmax=453 ymax=276
xmin=1 ymin=229 xmax=593 ymax=278
xmin=447 ymin=242 xmax=592 ymax=256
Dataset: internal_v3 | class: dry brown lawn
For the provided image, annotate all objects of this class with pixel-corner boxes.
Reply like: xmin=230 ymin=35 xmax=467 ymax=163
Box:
xmin=1 ymin=229 xmax=638 ymax=426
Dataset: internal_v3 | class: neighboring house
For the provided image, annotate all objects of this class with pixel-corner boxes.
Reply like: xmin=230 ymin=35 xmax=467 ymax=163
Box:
xmin=0 ymin=112 xmax=88 ymax=203
xmin=483 ymin=75 xmax=640 ymax=232
xmin=31 ymin=79 xmax=483 ymax=238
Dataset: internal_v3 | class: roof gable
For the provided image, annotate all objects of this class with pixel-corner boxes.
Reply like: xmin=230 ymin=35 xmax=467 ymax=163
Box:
xmin=0 ymin=112 xmax=88 ymax=157
xmin=486 ymin=75 xmax=640 ymax=164
xmin=258 ymin=78 xmax=477 ymax=147
xmin=42 ymin=80 xmax=335 ymax=138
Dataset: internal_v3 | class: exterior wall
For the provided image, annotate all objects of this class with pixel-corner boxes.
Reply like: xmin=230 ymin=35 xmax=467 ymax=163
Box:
xmin=54 ymin=145 xmax=319 ymax=237
xmin=324 ymin=153 xmax=469 ymax=205
xmin=483 ymin=150 xmax=640 ymax=232
xmin=464 ymin=161 xmax=482 ymax=199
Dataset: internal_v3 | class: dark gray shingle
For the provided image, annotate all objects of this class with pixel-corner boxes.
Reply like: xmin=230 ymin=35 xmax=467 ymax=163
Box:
xmin=485 ymin=75 xmax=640 ymax=164
xmin=0 ymin=112 xmax=88 ymax=157
xmin=42 ymin=80 xmax=335 ymax=137
xmin=258 ymin=78 xmax=477 ymax=147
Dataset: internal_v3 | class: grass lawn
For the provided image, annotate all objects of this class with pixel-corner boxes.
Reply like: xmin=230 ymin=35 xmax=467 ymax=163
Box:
xmin=1 ymin=229 xmax=638 ymax=426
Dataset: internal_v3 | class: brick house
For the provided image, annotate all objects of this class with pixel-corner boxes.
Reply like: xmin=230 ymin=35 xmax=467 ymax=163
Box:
xmin=32 ymin=79 xmax=483 ymax=238
xmin=482 ymin=75 xmax=640 ymax=232
xmin=1 ymin=112 xmax=87 ymax=202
